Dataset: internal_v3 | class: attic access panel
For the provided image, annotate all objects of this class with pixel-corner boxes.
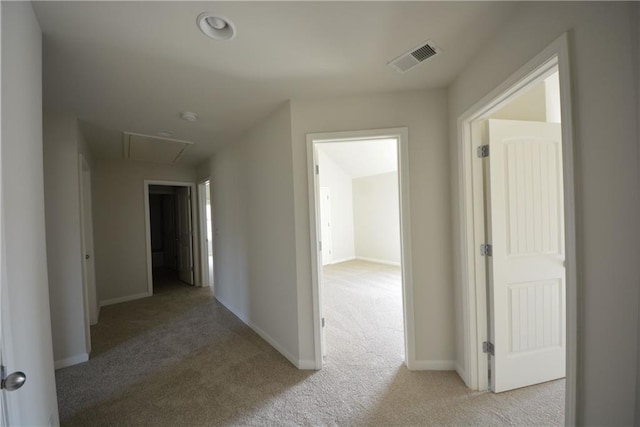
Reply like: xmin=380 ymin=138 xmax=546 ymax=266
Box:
xmin=123 ymin=132 xmax=193 ymax=164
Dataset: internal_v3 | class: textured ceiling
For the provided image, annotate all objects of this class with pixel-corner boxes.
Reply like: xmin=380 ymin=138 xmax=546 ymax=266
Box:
xmin=34 ymin=1 xmax=518 ymax=166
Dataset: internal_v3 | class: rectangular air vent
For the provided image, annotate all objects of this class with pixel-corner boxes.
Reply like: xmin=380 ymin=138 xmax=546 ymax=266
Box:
xmin=388 ymin=40 xmax=442 ymax=73
xmin=123 ymin=132 xmax=194 ymax=164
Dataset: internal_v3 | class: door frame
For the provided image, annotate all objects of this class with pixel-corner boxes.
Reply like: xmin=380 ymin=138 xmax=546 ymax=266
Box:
xmin=306 ymin=127 xmax=415 ymax=369
xmin=143 ymin=180 xmax=199 ymax=295
xmin=197 ymin=178 xmax=213 ymax=288
xmin=456 ymin=34 xmax=576 ymax=423
xmin=78 ymin=154 xmax=97 ymax=356
xmin=318 ymin=186 xmax=333 ymax=266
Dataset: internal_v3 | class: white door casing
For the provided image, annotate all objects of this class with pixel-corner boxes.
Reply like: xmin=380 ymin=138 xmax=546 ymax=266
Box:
xmin=79 ymin=158 xmax=98 ymax=328
xmin=486 ymin=119 xmax=566 ymax=392
xmin=176 ymin=187 xmax=194 ymax=285
xmin=198 ymin=179 xmax=214 ymax=288
xmin=307 ymin=128 xmax=414 ymax=370
xmin=205 ymin=181 xmax=213 ymax=287
xmin=144 ymin=181 xmax=199 ymax=294
xmin=319 ymin=187 xmax=333 ymax=266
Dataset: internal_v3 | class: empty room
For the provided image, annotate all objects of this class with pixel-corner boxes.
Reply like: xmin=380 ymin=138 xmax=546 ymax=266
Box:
xmin=2 ymin=1 xmax=640 ymax=426
xmin=314 ymin=138 xmax=405 ymax=368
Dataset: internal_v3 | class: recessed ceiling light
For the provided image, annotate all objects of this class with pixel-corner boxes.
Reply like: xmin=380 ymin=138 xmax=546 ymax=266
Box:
xmin=157 ymin=131 xmax=173 ymax=138
xmin=180 ymin=111 xmax=199 ymax=122
xmin=196 ymin=12 xmax=236 ymax=41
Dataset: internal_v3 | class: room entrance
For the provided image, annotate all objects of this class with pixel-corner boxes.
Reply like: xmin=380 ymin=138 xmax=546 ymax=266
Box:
xmin=457 ymin=34 xmax=577 ymax=421
xmin=307 ymin=128 xmax=416 ymax=369
xmin=144 ymin=182 xmax=197 ymax=292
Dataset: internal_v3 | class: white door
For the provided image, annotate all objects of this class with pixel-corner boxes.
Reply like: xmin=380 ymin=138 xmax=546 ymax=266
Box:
xmin=1 ymin=236 xmax=10 ymax=427
xmin=486 ymin=119 xmax=566 ymax=393
xmin=319 ymin=187 xmax=333 ymax=266
xmin=176 ymin=187 xmax=194 ymax=285
xmin=1 ymin=2 xmax=59 ymax=424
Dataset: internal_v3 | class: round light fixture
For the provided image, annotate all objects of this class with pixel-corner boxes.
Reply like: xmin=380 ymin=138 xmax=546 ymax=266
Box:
xmin=156 ymin=131 xmax=173 ymax=138
xmin=180 ymin=111 xmax=199 ymax=122
xmin=196 ymin=12 xmax=236 ymax=41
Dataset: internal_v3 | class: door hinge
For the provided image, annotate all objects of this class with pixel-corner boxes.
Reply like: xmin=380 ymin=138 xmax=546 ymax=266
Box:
xmin=477 ymin=145 xmax=489 ymax=158
xmin=480 ymin=243 xmax=492 ymax=256
xmin=315 ymin=164 xmax=320 ymax=175
xmin=322 ymin=317 xmax=325 ymax=328
xmin=319 ymin=241 xmax=322 ymax=251
xmin=483 ymin=341 xmax=494 ymax=356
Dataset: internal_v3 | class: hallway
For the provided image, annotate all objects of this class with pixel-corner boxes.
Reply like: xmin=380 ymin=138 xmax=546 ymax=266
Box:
xmin=56 ymin=274 xmax=564 ymax=426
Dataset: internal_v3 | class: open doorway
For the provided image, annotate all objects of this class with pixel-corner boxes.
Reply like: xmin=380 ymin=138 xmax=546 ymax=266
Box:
xmin=457 ymin=35 xmax=576 ymax=422
xmin=317 ymin=139 xmax=403 ymax=364
xmin=198 ymin=179 xmax=214 ymax=289
xmin=307 ymin=128 xmax=416 ymax=369
xmin=144 ymin=181 xmax=197 ymax=293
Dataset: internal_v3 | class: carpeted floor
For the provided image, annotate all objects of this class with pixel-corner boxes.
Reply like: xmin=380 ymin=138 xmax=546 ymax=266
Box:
xmin=55 ymin=260 xmax=564 ymax=426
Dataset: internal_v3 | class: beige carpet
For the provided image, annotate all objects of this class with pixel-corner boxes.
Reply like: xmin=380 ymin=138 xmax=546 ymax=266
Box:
xmin=56 ymin=260 xmax=564 ymax=426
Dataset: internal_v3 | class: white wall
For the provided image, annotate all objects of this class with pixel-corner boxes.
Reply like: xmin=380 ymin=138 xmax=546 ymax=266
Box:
xmin=291 ymin=90 xmax=453 ymax=368
xmin=208 ymin=101 xmax=300 ymax=366
xmin=448 ymin=3 xmax=640 ymax=424
xmin=353 ymin=172 xmax=401 ymax=265
xmin=317 ymin=150 xmax=355 ymax=264
xmin=196 ymin=159 xmax=211 ymax=182
xmin=490 ymin=81 xmax=546 ymax=121
xmin=1 ymin=2 xmax=60 ymax=424
xmin=92 ymin=160 xmax=196 ymax=304
xmin=43 ymin=110 xmax=89 ymax=367
xmin=489 ymin=75 xmax=561 ymax=124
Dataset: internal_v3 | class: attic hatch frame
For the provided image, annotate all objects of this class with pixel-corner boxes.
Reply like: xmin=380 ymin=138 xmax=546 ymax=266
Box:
xmin=123 ymin=131 xmax=194 ymax=164
xmin=456 ymin=33 xmax=576 ymax=425
xmin=306 ymin=127 xmax=416 ymax=370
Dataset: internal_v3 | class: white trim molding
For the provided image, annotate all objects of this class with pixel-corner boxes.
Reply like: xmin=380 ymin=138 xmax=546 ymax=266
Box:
xmin=355 ymin=256 xmax=401 ymax=267
xmin=329 ymin=257 xmax=356 ymax=265
xmin=54 ymin=353 xmax=89 ymax=370
xmin=99 ymin=292 xmax=151 ymax=307
xmin=197 ymin=177 xmax=213 ymax=288
xmin=412 ymin=360 xmax=457 ymax=371
xmin=247 ymin=320 xmax=300 ymax=369
xmin=216 ymin=294 xmax=302 ymax=369
xmin=306 ymin=127 xmax=416 ymax=370
xmin=456 ymin=33 xmax=576 ymax=425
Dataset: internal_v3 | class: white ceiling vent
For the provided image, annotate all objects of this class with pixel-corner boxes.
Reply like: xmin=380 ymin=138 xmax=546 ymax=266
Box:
xmin=388 ymin=40 xmax=442 ymax=73
xmin=123 ymin=132 xmax=193 ymax=164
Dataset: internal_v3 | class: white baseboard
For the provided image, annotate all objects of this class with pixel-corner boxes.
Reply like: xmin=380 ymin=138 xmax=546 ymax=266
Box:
xmin=297 ymin=359 xmax=318 ymax=370
xmin=214 ymin=296 xmax=305 ymax=369
xmin=55 ymin=353 xmax=89 ymax=370
xmin=456 ymin=362 xmax=467 ymax=383
xmin=99 ymin=292 xmax=151 ymax=307
xmin=246 ymin=320 xmax=300 ymax=368
xmin=411 ymin=360 xmax=457 ymax=371
xmin=330 ymin=257 xmax=355 ymax=265
xmin=355 ymin=256 xmax=401 ymax=267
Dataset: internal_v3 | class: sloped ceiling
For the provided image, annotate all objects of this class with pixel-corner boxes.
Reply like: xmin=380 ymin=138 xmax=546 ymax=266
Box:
xmin=35 ymin=1 xmax=518 ymax=166
xmin=318 ymin=139 xmax=397 ymax=179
